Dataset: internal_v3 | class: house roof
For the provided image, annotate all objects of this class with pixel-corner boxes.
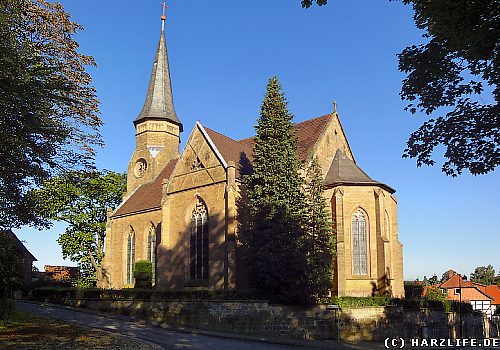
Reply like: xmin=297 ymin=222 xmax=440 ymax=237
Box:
xmin=2 ymin=229 xmax=37 ymax=261
xmin=439 ymin=273 xmax=474 ymax=289
xmin=324 ymin=149 xmax=395 ymax=193
xmin=438 ymin=273 xmax=498 ymax=303
xmin=485 ymin=285 xmax=500 ymax=305
xmin=454 ymin=286 xmax=493 ymax=302
xmin=112 ymin=158 xmax=178 ymax=218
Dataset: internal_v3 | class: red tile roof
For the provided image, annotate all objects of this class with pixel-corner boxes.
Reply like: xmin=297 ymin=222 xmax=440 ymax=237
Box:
xmin=446 ymin=286 xmax=493 ymax=302
xmin=112 ymin=158 xmax=178 ymax=217
xmin=485 ymin=285 xmax=500 ymax=305
xmin=203 ymin=127 xmax=253 ymax=177
xmin=205 ymin=114 xmax=332 ymax=163
xmin=439 ymin=273 xmax=474 ymax=289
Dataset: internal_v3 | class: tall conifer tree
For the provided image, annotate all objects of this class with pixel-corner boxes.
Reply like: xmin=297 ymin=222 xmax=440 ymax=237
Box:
xmin=303 ymin=156 xmax=336 ymax=300
xmin=244 ymin=77 xmax=307 ymax=304
xmin=243 ymin=77 xmax=335 ymax=305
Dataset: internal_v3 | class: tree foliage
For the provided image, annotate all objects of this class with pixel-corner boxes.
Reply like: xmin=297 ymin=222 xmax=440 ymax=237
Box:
xmin=398 ymin=0 xmax=499 ymax=176
xmin=243 ymin=77 xmax=334 ymax=305
xmin=32 ymin=170 xmax=126 ymax=285
xmin=424 ymin=286 xmax=446 ymax=302
xmin=470 ymin=265 xmax=498 ymax=285
xmin=133 ymin=260 xmax=152 ymax=289
xmin=0 ymin=231 xmax=25 ymax=297
xmin=301 ymin=0 xmax=328 ymax=8
xmin=0 ymin=0 xmax=102 ymax=229
xmin=301 ymin=0 xmax=499 ymax=176
xmin=440 ymin=270 xmax=455 ymax=283
xmin=243 ymin=77 xmax=307 ymax=304
xmin=303 ymin=156 xmax=336 ymax=299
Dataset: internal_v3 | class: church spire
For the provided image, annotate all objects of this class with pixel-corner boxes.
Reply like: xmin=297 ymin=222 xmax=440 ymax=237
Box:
xmin=135 ymin=2 xmax=182 ymax=131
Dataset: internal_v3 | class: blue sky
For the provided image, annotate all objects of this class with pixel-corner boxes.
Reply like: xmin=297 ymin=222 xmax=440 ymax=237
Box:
xmin=17 ymin=0 xmax=499 ymax=280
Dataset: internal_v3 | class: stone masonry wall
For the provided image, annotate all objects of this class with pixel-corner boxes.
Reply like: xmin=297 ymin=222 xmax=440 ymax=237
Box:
xmin=67 ymin=299 xmax=337 ymax=340
xmin=63 ymin=299 xmax=490 ymax=341
xmin=340 ymin=306 xmax=490 ymax=341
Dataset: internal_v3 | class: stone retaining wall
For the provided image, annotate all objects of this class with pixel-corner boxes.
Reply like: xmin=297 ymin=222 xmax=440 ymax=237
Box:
xmin=340 ymin=306 xmax=489 ymax=341
xmin=67 ymin=299 xmax=337 ymax=340
xmin=64 ymin=299 xmax=490 ymax=341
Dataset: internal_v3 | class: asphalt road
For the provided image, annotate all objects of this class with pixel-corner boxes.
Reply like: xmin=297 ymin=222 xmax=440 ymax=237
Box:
xmin=16 ymin=301 xmax=309 ymax=350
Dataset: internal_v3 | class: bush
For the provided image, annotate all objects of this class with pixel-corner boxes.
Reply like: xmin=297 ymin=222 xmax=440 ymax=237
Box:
xmin=31 ymin=287 xmax=76 ymax=302
xmin=30 ymin=287 xmax=265 ymax=303
xmin=0 ymin=298 xmax=15 ymax=320
xmin=327 ymin=296 xmax=473 ymax=313
xmin=133 ymin=260 xmax=152 ymax=289
xmin=330 ymin=296 xmax=391 ymax=307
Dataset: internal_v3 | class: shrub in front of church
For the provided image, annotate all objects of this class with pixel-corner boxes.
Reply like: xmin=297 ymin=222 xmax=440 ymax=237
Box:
xmin=133 ymin=260 xmax=152 ymax=289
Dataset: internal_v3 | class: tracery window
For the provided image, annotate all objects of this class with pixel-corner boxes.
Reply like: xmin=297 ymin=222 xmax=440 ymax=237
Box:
xmin=147 ymin=224 xmax=157 ymax=284
xmin=126 ymin=228 xmax=136 ymax=284
xmin=352 ymin=210 xmax=368 ymax=275
xmin=190 ymin=197 xmax=209 ymax=280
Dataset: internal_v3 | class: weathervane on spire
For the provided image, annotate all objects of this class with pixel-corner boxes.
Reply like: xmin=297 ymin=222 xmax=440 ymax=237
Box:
xmin=160 ymin=1 xmax=168 ymax=30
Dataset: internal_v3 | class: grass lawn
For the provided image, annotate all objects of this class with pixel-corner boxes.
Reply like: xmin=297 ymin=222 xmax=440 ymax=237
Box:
xmin=0 ymin=310 xmax=162 ymax=350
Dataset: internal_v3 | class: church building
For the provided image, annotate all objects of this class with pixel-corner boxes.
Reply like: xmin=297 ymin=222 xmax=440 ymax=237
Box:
xmin=101 ymin=13 xmax=404 ymax=298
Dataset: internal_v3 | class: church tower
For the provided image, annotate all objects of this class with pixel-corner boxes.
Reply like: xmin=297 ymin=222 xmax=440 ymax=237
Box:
xmin=127 ymin=9 xmax=183 ymax=194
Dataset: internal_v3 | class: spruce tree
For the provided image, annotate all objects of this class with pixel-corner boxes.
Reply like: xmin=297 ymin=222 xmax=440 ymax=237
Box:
xmin=303 ymin=156 xmax=336 ymax=301
xmin=243 ymin=77 xmax=307 ymax=304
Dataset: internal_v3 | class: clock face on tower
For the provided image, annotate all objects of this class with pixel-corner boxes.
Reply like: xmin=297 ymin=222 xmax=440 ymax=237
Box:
xmin=134 ymin=158 xmax=148 ymax=178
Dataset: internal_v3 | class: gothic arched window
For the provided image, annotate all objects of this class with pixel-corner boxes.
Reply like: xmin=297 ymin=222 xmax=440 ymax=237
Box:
xmin=126 ymin=228 xmax=136 ymax=284
xmin=352 ymin=210 xmax=368 ymax=275
xmin=147 ymin=224 xmax=157 ymax=284
xmin=190 ymin=197 xmax=209 ymax=280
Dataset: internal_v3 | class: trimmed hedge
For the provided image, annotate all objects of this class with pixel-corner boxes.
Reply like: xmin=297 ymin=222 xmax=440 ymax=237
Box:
xmin=331 ymin=296 xmax=391 ymax=307
xmin=30 ymin=288 xmax=474 ymax=314
xmin=31 ymin=287 xmax=265 ymax=303
xmin=328 ymin=296 xmax=473 ymax=313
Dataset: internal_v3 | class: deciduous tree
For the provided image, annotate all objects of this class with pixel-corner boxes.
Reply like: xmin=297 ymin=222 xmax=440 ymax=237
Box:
xmin=301 ymin=0 xmax=499 ymax=176
xmin=33 ymin=170 xmax=126 ymax=286
xmin=0 ymin=0 xmax=102 ymax=229
xmin=470 ymin=265 xmax=497 ymax=285
xmin=0 ymin=231 xmax=25 ymax=298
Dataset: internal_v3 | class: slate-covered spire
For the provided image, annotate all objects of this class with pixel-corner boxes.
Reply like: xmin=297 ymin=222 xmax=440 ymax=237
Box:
xmin=135 ymin=9 xmax=182 ymax=131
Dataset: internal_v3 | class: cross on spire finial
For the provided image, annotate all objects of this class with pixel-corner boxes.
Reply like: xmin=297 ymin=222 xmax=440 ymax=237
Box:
xmin=160 ymin=2 xmax=168 ymax=30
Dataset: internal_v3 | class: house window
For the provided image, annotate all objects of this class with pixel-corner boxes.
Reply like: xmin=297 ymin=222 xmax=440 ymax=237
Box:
xmin=190 ymin=197 xmax=209 ymax=280
xmin=126 ymin=228 xmax=135 ymax=285
xmin=352 ymin=210 xmax=368 ymax=275
xmin=454 ymin=288 xmax=461 ymax=295
xmin=147 ymin=224 xmax=157 ymax=284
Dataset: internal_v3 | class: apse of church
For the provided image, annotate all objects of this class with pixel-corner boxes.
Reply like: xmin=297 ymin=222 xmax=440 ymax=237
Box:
xmin=101 ymin=9 xmax=404 ymax=298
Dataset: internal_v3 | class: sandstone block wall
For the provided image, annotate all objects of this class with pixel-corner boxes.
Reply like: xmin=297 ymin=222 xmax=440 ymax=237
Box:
xmin=63 ymin=299 xmax=490 ymax=341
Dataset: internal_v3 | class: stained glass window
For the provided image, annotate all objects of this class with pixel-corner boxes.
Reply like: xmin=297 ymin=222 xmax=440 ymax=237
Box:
xmin=147 ymin=224 xmax=156 ymax=284
xmin=190 ymin=197 xmax=209 ymax=280
xmin=352 ymin=211 xmax=368 ymax=275
xmin=126 ymin=228 xmax=136 ymax=284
